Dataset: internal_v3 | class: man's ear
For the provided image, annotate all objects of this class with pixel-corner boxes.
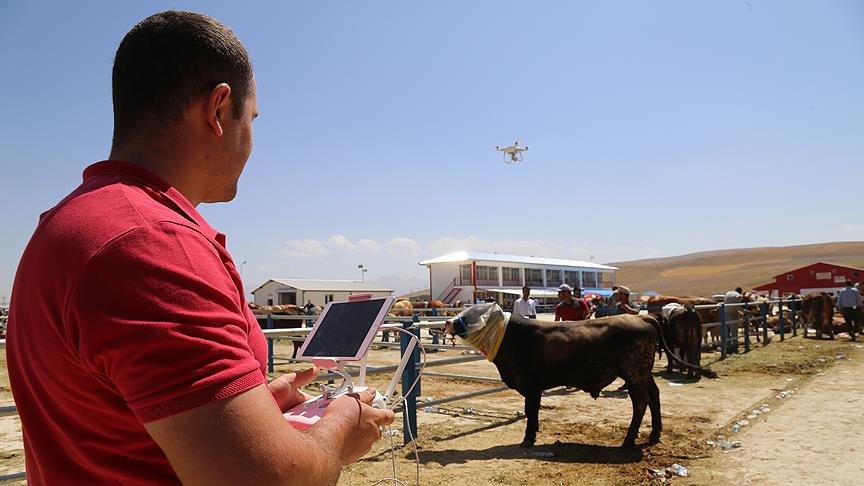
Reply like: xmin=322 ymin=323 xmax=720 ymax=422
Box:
xmin=203 ymin=83 xmax=232 ymax=137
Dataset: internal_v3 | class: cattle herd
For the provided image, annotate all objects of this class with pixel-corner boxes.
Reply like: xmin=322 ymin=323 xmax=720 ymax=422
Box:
xmin=246 ymin=290 xmax=849 ymax=449
xmin=438 ymin=290 xmax=852 ymax=449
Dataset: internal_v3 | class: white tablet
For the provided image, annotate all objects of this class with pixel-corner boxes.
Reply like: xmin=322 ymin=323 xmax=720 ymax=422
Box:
xmin=294 ymin=295 xmax=395 ymax=361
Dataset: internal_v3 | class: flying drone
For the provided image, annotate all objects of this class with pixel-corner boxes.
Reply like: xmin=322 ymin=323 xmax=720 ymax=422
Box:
xmin=496 ymin=140 xmax=528 ymax=164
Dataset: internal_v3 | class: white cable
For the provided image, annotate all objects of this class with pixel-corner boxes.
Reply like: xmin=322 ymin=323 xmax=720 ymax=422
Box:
xmin=359 ymin=351 xmax=368 ymax=387
xmin=370 ymin=325 xmax=426 ymax=486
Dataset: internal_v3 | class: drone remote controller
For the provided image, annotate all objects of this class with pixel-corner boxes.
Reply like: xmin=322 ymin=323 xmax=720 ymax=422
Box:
xmin=283 ymin=386 xmax=386 ymax=430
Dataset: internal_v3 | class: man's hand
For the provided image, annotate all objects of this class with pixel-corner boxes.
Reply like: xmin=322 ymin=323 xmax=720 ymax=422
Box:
xmin=268 ymin=367 xmax=319 ymax=412
xmin=320 ymin=388 xmax=395 ymax=465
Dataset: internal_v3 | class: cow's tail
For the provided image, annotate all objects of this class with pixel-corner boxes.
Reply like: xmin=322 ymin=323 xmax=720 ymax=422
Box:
xmin=643 ymin=311 xmax=718 ymax=379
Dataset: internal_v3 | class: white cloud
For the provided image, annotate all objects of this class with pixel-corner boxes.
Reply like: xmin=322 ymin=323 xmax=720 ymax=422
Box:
xmin=842 ymin=224 xmax=864 ymax=231
xmin=327 ymin=234 xmax=356 ymax=252
xmin=280 ymin=239 xmax=329 ymax=258
xmin=385 ymin=237 xmax=422 ymax=256
xmin=426 ymin=236 xmax=568 ymax=259
xmin=281 ymin=235 xmax=387 ymax=259
xmin=356 ymin=239 xmax=381 ymax=253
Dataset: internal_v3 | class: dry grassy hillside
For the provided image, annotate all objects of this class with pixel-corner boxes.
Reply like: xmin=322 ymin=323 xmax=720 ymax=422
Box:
xmin=609 ymin=241 xmax=864 ymax=297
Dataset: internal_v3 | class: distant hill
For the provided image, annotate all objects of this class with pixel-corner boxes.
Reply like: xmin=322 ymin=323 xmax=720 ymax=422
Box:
xmin=609 ymin=241 xmax=864 ymax=297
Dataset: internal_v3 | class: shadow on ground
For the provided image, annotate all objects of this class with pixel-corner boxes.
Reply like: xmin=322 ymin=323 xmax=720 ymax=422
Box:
xmin=418 ymin=441 xmax=644 ymax=466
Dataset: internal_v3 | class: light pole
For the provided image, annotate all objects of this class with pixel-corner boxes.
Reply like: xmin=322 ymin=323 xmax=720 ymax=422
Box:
xmin=358 ymin=264 xmax=367 ymax=283
xmin=240 ymin=260 xmax=248 ymax=286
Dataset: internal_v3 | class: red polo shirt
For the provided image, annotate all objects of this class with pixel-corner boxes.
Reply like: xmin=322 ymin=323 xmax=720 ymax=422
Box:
xmin=555 ymin=299 xmax=590 ymax=321
xmin=7 ymin=161 xmax=268 ymax=485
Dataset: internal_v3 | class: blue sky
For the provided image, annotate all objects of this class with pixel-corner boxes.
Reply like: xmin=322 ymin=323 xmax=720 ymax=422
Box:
xmin=1 ymin=1 xmax=862 ymax=301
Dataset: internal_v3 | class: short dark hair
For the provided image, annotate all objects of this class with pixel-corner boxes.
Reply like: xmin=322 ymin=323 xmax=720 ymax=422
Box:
xmin=735 ymin=287 xmax=743 ymax=294
xmin=112 ymin=11 xmax=253 ymax=145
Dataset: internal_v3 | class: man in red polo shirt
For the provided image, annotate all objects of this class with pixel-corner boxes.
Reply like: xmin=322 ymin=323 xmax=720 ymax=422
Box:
xmin=555 ymin=284 xmax=590 ymax=321
xmin=7 ymin=11 xmax=392 ymax=485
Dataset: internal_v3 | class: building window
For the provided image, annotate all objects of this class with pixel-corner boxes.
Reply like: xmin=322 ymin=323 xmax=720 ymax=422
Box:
xmin=597 ymin=272 xmax=613 ymax=288
xmin=545 ymin=269 xmax=562 ymax=287
xmin=502 ymin=267 xmax=521 ymax=286
xmin=460 ymin=264 xmax=472 ymax=285
xmin=582 ymin=271 xmax=597 ymax=288
xmin=786 ymin=274 xmax=794 ymax=281
xmin=476 ymin=265 xmax=499 ymax=286
xmin=267 ymin=299 xmax=273 ymax=306
xmin=525 ymin=268 xmax=543 ymax=287
xmin=563 ymin=271 xmax=580 ymax=287
xmin=324 ymin=294 xmax=335 ymax=304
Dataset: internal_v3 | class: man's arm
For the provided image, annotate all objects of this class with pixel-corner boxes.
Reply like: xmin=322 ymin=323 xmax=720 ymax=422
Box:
xmin=621 ymin=303 xmax=640 ymax=315
xmin=145 ymin=385 xmax=393 ymax=486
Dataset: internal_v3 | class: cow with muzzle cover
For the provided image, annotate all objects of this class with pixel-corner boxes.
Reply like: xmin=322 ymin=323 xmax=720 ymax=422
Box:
xmin=444 ymin=303 xmax=716 ymax=448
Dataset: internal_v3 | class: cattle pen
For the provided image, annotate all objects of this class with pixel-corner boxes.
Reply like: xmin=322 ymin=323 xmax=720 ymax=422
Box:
xmin=0 ymin=298 xmax=851 ymax=484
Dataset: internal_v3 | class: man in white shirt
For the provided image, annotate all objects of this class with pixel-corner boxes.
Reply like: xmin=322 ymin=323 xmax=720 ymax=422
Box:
xmin=723 ymin=287 xmax=744 ymax=352
xmin=514 ymin=286 xmax=538 ymax=319
xmin=838 ymin=280 xmax=863 ymax=341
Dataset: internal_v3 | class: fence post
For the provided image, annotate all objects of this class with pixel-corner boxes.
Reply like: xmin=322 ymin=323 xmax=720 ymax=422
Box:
xmin=744 ymin=314 xmax=751 ymax=352
xmin=760 ymin=302 xmax=769 ymax=345
xmin=778 ymin=298 xmax=785 ymax=342
xmin=791 ymin=296 xmax=799 ymax=336
xmin=266 ymin=314 xmax=274 ymax=374
xmin=401 ymin=315 xmax=421 ymax=445
xmin=719 ymin=304 xmax=727 ymax=360
xmin=431 ymin=307 xmax=439 ymax=346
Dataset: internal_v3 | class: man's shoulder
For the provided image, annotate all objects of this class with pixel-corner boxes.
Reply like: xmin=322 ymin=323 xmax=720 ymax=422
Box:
xmin=43 ymin=177 xmax=206 ymax=255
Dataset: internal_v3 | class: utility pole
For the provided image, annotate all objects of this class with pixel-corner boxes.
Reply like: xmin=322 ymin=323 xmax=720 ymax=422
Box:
xmin=358 ymin=264 xmax=367 ymax=283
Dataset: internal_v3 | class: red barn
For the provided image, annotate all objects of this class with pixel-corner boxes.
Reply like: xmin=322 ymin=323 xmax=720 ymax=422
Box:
xmin=754 ymin=262 xmax=864 ymax=297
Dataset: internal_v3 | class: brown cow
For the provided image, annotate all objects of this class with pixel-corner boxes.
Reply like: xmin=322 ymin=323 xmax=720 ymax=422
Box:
xmin=428 ymin=300 xmax=446 ymax=314
xmin=659 ymin=305 xmax=703 ymax=378
xmin=445 ymin=304 xmax=716 ymax=448
xmin=801 ymin=292 xmax=835 ymax=339
xmin=645 ymin=295 xmax=719 ymax=346
xmin=248 ymin=303 xmax=309 ymax=357
xmin=391 ymin=299 xmax=414 ymax=316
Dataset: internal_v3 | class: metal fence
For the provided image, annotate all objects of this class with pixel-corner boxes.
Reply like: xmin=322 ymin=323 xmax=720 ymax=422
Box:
xmin=0 ymin=300 xmax=810 ymax=480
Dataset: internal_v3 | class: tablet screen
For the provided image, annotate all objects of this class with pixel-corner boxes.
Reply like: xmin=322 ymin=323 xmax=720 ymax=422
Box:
xmin=300 ymin=298 xmax=389 ymax=358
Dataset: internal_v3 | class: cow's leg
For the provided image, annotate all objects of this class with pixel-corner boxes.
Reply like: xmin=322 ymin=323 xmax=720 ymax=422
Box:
xmin=647 ymin=377 xmax=662 ymax=444
xmin=689 ymin=336 xmax=700 ymax=379
xmin=520 ymin=390 xmax=542 ymax=448
xmin=623 ymin=381 xmax=649 ymax=447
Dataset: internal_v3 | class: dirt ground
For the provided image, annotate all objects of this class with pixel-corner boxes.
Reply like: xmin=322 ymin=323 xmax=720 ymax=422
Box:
xmin=1 ymin=322 xmax=863 ymax=485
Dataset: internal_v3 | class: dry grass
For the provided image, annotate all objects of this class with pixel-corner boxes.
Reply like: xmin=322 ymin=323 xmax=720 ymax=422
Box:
xmin=611 ymin=241 xmax=864 ymax=296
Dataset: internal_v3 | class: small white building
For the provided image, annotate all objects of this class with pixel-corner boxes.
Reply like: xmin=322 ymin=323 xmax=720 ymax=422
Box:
xmin=251 ymin=279 xmax=393 ymax=307
xmin=418 ymin=251 xmax=618 ymax=306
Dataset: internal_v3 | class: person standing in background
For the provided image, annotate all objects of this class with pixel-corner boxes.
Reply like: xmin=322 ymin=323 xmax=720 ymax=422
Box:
xmin=838 ymin=280 xmax=863 ymax=341
xmin=514 ymin=286 xmax=538 ymax=319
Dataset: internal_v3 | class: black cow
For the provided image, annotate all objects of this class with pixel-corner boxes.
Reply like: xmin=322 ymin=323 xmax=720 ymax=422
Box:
xmin=445 ymin=304 xmax=715 ymax=448
xmin=658 ymin=305 xmax=703 ymax=378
